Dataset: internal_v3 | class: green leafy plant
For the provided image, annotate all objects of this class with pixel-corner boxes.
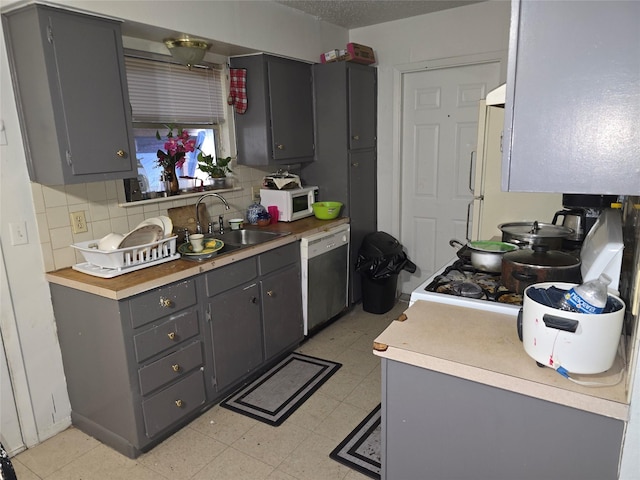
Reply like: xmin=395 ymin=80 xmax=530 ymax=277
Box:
xmin=197 ymin=152 xmax=233 ymax=178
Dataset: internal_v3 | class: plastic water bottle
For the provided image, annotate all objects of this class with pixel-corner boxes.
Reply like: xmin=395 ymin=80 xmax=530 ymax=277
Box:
xmin=559 ymin=274 xmax=612 ymax=314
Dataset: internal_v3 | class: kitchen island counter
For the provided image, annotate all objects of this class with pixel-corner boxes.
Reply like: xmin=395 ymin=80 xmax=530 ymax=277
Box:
xmin=373 ymin=300 xmax=629 ymax=420
xmin=46 ymin=217 xmax=348 ymax=300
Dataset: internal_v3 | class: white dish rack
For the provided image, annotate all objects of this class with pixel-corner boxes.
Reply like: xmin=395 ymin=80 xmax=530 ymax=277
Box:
xmin=71 ymin=236 xmax=179 ymax=278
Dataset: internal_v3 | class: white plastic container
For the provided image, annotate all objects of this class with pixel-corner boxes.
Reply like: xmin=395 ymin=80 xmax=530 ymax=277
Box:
xmin=521 ymin=282 xmax=625 ymax=374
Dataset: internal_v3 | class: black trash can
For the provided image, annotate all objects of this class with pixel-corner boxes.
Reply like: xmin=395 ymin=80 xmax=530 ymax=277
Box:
xmin=356 ymin=232 xmax=416 ymax=314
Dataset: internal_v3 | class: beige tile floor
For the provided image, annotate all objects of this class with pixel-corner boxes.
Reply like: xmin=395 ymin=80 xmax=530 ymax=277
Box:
xmin=10 ymin=298 xmax=409 ymax=480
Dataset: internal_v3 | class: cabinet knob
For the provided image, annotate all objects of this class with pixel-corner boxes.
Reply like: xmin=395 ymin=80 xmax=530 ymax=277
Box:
xmin=276 ymin=144 xmax=285 ymax=150
xmin=251 ymin=297 xmax=257 ymax=304
xmin=352 ymin=135 xmax=360 ymax=141
xmin=159 ymin=297 xmax=173 ymax=308
xmin=351 ymin=162 xmax=360 ymax=167
xmin=116 ymin=149 xmax=126 ymax=158
xmin=267 ymin=290 xmax=274 ymax=297
xmin=175 ymin=399 xmax=184 ymax=408
xmin=167 ymin=332 xmax=176 ymax=341
xmin=171 ymin=364 xmax=180 ymax=372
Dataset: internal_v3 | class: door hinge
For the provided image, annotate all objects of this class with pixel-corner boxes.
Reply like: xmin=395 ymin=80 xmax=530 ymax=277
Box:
xmin=46 ymin=25 xmax=54 ymax=44
xmin=65 ymin=150 xmax=72 ymax=167
xmin=205 ymin=304 xmax=211 ymax=322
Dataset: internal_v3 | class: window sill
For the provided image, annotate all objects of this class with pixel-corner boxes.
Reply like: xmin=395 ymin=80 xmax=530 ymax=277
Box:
xmin=119 ymin=186 xmax=242 ymax=208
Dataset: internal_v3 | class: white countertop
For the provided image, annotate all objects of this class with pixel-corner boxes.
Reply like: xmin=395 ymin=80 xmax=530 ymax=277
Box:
xmin=373 ymin=300 xmax=629 ymax=421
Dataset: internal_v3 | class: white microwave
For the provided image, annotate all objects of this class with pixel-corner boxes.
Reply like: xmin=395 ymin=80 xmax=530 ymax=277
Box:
xmin=260 ymin=186 xmax=318 ymax=222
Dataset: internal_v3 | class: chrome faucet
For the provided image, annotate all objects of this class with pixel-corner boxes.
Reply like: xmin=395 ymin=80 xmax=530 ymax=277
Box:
xmin=195 ymin=193 xmax=230 ymax=234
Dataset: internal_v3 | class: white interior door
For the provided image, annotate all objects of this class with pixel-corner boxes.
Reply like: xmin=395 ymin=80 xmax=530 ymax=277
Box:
xmin=400 ymin=62 xmax=500 ymax=293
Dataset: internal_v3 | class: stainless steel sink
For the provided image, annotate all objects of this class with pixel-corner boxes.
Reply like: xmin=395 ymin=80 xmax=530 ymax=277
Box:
xmin=206 ymin=229 xmax=290 ymax=247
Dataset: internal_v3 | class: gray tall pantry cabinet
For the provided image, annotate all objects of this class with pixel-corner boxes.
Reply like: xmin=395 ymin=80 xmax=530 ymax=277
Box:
xmin=502 ymin=0 xmax=640 ymax=195
xmin=2 ymin=4 xmax=137 ymax=185
xmin=303 ymin=62 xmax=377 ymax=304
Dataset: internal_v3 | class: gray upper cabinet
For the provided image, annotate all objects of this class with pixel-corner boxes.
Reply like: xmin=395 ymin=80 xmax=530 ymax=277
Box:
xmin=230 ymin=54 xmax=314 ymax=166
xmin=2 ymin=4 xmax=136 ymax=185
xmin=502 ymin=0 xmax=640 ymax=195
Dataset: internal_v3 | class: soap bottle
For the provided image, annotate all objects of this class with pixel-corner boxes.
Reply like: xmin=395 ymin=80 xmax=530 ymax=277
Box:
xmin=559 ymin=274 xmax=611 ymax=314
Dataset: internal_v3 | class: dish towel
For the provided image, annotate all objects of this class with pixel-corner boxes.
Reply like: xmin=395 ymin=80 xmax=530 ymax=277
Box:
xmin=228 ymin=68 xmax=248 ymax=114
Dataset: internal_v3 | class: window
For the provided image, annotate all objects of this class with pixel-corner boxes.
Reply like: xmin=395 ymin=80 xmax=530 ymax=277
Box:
xmin=123 ymin=52 xmax=227 ymax=200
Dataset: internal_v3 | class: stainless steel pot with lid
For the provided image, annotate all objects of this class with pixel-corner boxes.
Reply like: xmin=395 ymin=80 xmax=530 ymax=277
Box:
xmin=498 ymin=221 xmax=574 ymax=250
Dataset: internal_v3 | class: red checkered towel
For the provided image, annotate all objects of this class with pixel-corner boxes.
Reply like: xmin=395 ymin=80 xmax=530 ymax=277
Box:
xmin=228 ymin=68 xmax=247 ymax=114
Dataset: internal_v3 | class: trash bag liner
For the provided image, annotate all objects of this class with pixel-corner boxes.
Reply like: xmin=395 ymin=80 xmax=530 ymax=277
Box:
xmin=356 ymin=231 xmax=417 ymax=280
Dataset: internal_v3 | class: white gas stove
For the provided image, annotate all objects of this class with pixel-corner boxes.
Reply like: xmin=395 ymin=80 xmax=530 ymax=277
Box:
xmin=409 ymin=209 xmax=624 ymax=318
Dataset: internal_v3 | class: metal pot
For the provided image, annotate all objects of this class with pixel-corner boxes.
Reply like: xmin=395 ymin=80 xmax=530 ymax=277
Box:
xmin=498 ymin=221 xmax=574 ymax=250
xmin=501 ymin=245 xmax=581 ymax=294
xmin=450 ymin=239 xmax=518 ymax=273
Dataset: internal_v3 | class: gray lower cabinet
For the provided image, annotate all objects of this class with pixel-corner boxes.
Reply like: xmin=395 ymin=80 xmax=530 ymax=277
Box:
xmin=381 ymin=358 xmax=624 ymax=480
xmin=229 ymin=53 xmax=314 ymax=166
xmin=49 ymin=243 xmax=304 ymax=458
xmin=202 ymin=243 xmax=304 ymax=394
xmin=50 ymin=279 xmax=206 ymax=458
xmin=502 ymin=0 xmax=640 ymax=195
xmin=2 ymin=4 xmax=136 ymax=185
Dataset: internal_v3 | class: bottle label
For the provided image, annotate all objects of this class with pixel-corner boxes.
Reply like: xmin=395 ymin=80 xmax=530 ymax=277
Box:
xmin=564 ymin=290 xmax=604 ymax=314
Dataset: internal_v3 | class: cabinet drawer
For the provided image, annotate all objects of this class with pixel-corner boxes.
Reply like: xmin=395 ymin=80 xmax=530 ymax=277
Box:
xmin=205 ymin=257 xmax=257 ymax=297
xmin=138 ymin=341 xmax=203 ymax=396
xmin=258 ymin=243 xmax=299 ymax=276
xmin=129 ymin=280 xmax=197 ymax=329
xmin=133 ymin=308 xmax=199 ymax=363
xmin=142 ymin=369 xmax=206 ymax=438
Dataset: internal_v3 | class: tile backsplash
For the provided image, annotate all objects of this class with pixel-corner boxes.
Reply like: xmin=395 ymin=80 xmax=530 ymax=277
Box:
xmin=32 ymin=165 xmax=269 ymax=272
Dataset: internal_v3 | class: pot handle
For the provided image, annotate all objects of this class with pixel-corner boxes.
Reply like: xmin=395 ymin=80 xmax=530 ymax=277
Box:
xmin=511 ymin=271 xmax=537 ymax=282
xmin=542 ymin=314 xmax=579 ymax=333
xmin=449 ymin=239 xmax=465 ymax=250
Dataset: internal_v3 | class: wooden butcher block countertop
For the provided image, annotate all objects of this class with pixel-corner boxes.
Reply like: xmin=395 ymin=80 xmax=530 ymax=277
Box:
xmin=374 ymin=300 xmax=630 ymax=421
xmin=46 ymin=217 xmax=348 ymax=300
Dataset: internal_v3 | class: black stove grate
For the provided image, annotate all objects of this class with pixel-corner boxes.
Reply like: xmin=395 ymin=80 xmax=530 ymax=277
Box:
xmin=424 ymin=258 xmax=523 ymax=305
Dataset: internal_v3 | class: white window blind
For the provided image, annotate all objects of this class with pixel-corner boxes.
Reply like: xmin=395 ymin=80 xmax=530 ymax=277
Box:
xmin=125 ymin=56 xmax=225 ymax=124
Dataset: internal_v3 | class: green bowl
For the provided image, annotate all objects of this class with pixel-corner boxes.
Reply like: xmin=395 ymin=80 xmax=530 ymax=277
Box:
xmin=312 ymin=201 xmax=343 ymax=220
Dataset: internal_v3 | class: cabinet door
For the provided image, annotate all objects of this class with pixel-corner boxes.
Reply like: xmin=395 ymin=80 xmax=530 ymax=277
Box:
xmin=267 ymin=58 xmax=314 ymax=162
xmin=261 ymin=265 xmax=303 ymax=361
xmin=348 ymin=66 xmax=376 ymax=150
xmin=503 ymin=0 xmax=640 ymax=195
xmin=349 ymin=149 xmax=377 ymax=303
xmin=49 ymin=9 xmax=135 ymax=177
xmin=209 ymin=283 xmax=262 ymax=391
xmin=2 ymin=5 xmax=136 ymax=184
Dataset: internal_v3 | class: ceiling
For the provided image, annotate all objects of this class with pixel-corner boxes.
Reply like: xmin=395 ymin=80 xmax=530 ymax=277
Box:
xmin=273 ymin=0 xmax=486 ymax=29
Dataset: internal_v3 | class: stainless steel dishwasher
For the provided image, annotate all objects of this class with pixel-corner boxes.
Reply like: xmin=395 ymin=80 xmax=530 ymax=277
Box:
xmin=300 ymin=223 xmax=350 ymax=336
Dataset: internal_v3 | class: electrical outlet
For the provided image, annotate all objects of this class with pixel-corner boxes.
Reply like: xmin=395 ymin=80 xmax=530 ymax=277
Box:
xmin=70 ymin=211 xmax=88 ymax=234
xmin=9 ymin=221 xmax=28 ymax=245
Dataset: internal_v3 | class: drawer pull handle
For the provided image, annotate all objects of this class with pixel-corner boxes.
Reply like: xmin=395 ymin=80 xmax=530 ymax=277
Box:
xmin=159 ymin=297 xmax=173 ymax=308
xmin=171 ymin=364 xmax=180 ymax=372
xmin=116 ymin=149 xmax=126 ymax=157
xmin=175 ymin=399 xmax=184 ymax=408
xmin=267 ymin=290 xmax=274 ymax=297
xmin=167 ymin=332 xmax=176 ymax=340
